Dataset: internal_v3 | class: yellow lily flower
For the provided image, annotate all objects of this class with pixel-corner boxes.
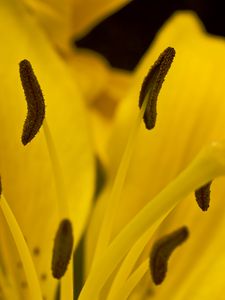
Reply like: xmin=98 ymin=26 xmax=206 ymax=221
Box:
xmin=1 ymin=0 xmax=225 ymax=299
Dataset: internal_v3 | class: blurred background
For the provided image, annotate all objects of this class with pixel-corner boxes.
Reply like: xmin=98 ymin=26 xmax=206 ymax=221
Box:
xmin=75 ymin=0 xmax=225 ymax=70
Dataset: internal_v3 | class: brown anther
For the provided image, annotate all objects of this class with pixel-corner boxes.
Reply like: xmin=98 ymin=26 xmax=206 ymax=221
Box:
xmin=51 ymin=219 xmax=73 ymax=279
xmin=195 ymin=181 xmax=212 ymax=211
xmin=19 ymin=59 xmax=45 ymax=145
xmin=139 ymin=47 xmax=175 ymax=130
xmin=150 ymin=226 xmax=189 ymax=285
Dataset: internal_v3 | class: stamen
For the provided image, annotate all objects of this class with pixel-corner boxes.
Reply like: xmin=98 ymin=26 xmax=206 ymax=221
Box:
xmin=0 ymin=177 xmax=43 ymax=300
xmin=92 ymin=48 xmax=175 ymax=268
xmin=91 ymin=50 xmax=171 ymax=265
xmin=42 ymin=121 xmax=69 ymax=218
xmin=43 ymin=122 xmax=74 ymax=299
xmin=139 ymin=47 xmax=175 ymax=129
xmin=78 ymin=141 xmax=225 ymax=300
xmin=107 ymin=224 xmax=160 ymax=300
xmin=19 ymin=59 xmax=45 ymax=145
xmin=116 ymin=260 xmax=149 ymax=300
xmin=51 ymin=219 xmax=73 ymax=280
xmin=19 ymin=60 xmax=73 ymax=298
xmin=150 ymin=226 xmax=189 ymax=285
xmin=194 ymin=181 xmax=212 ymax=211
xmin=92 ymin=90 xmax=147 ymax=265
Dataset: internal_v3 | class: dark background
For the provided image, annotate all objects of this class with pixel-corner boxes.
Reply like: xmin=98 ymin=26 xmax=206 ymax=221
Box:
xmin=76 ymin=0 xmax=225 ymax=70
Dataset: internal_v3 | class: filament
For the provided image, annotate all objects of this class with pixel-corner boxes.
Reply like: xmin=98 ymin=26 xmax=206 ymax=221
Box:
xmin=92 ymin=98 xmax=148 ymax=266
xmin=42 ymin=121 xmax=73 ymax=300
xmin=0 ymin=194 xmax=42 ymax=300
xmin=78 ymin=141 xmax=225 ymax=299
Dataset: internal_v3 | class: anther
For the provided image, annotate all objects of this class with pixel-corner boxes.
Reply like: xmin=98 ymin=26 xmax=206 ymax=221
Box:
xmin=150 ymin=226 xmax=189 ymax=285
xmin=139 ymin=47 xmax=175 ymax=130
xmin=195 ymin=181 xmax=212 ymax=211
xmin=51 ymin=219 xmax=74 ymax=279
xmin=19 ymin=59 xmax=45 ymax=145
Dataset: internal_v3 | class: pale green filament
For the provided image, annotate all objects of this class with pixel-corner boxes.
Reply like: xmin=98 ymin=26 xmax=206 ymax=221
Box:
xmin=118 ymin=259 xmax=149 ymax=300
xmin=61 ymin=260 xmax=73 ymax=300
xmin=79 ymin=141 xmax=225 ymax=300
xmin=0 ymin=194 xmax=42 ymax=300
xmin=107 ymin=223 xmax=160 ymax=300
xmin=42 ymin=120 xmax=73 ymax=300
xmin=92 ymin=98 xmax=148 ymax=266
xmin=43 ymin=120 xmax=69 ymax=219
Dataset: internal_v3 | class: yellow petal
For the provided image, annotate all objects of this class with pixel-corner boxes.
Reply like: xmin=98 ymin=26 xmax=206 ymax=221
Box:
xmin=71 ymin=0 xmax=131 ymax=38
xmin=65 ymin=48 xmax=110 ymax=105
xmin=64 ymin=47 xmax=132 ymax=164
xmin=22 ymin=0 xmax=131 ymax=49
xmin=22 ymin=0 xmax=74 ymax=50
xmin=0 ymin=0 xmax=95 ymax=298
